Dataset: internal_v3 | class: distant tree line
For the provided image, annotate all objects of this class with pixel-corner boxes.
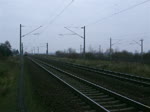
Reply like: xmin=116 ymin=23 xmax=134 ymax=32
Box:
xmin=0 ymin=41 xmax=19 ymax=58
xmin=55 ymin=48 xmax=150 ymax=64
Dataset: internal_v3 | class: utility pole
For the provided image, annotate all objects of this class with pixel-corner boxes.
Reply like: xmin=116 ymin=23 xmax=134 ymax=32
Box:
xmin=140 ymin=39 xmax=144 ymax=56
xmin=110 ymin=38 xmax=112 ymax=60
xmin=99 ymin=45 xmax=101 ymax=54
xmin=82 ymin=26 xmax=86 ymax=57
xmin=37 ymin=47 xmax=39 ymax=54
xmin=34 ymin=48 xmax=35 ymax=54
xmin=132 ymin=39 xmax=144 ymax=62
xmin=19 ymin=24 xmax=42 ymax=56
xmin=64 ymin=26 xmax=86 ymax=58
xmin=140 ymin=39 xmax=144 ymax=62
xmin=80 ymin=26 xmax=86 ymax=57
xmin=32 ymin=49 xmax=33 ymax=54
xmin=80 ymin=45 xmax=82 ymax=54
xmin=22 ymin=43 xmax=23 ymax=55
xmin=46 ymin=43 xmax=48 ymax=55
xmin=32 ymin=47 xmax=35 ymax=54
xmin=20 ymin=24 xmax=22 ymax=57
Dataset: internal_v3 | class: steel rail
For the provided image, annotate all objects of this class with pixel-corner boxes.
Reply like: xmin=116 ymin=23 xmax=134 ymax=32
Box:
xmin=29 ymin=57 xmax=150 ymax=112
xmin=36 ymin=56 xmax=150 ymax=87
xmin=68 ymin=63 xmax=150 ymax=83
xmin=28 ymin=57 xmax=109 ymax=112
xmin=67 ymin=63 xmax=150 ymax=87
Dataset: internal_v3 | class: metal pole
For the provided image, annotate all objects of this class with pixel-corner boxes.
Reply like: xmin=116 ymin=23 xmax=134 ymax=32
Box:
xmin=34 ymin=47 xmax=35 ymax=54
xmin=20 ymin=24 xmax=22 ymax=57
xmin=110 ymin=37 xmax=112 ymax=60
xmin=38 ymin=47 xmax=39 ymax=54
xmin=83 ymin=26 xmax=85 ymax=57
xmin=80 ymin=45 xmax=82 ymax=54
xmin=99 ymin=45 xmax=101 ymax=54
xmin=22 ymin=43 xmax=23 ymax=55
xmin=140 ymin=39 xmax=144 ymax=62
xmin=140 ymin=39 xmax=143 ymax=55
xmin=47 ymin=43 xmax=48 ymax=55
xmin=46 ymin=43 xmax=48 ymax=55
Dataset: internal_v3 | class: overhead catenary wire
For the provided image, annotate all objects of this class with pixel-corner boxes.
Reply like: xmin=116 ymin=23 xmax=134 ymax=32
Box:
xmin=64 ymin=27 xmax=83 ymax=38
xmin=39 ymin=0 xmax=74 ymax=35
xmin=41 ymin=0 xmax=67 ymax=27
xmin=22 ymin=26 xmax=42 ymax=37
xmin=86 ymin=0 xmax=150 ymax=27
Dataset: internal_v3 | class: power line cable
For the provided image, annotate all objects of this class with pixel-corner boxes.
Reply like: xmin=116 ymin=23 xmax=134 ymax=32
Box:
xmin=39 ymin=0 xmax=74 ymax=35
xmin=111 ymin=32 xmax=149 ymax=39
xmin=22 ymin=26 xmax=42 ymax=37
xmin=86 ymin=0 xmax=150 ymax=27
xmin=41 ymin=0 xmax=67 ymax=27
xmin=23 ymin=1 xmax=68 ymax=37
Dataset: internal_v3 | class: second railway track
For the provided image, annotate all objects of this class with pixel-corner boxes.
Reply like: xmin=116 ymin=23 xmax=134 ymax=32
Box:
xmin=28 ymin=57 xmax=150 ymax=112
xmin=35 ymin=56 xmax=150 ymax=87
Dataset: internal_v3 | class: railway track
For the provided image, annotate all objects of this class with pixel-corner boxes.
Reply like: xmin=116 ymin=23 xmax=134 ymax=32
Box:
xmin=28 ymin=57 xmax=150 ymax=112
xmin=35 ymin=56 xmax=150 ymax=87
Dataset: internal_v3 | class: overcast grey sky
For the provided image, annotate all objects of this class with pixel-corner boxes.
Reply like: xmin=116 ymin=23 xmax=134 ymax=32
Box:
xmin=0 ymin=0 xmax=150 ymax=53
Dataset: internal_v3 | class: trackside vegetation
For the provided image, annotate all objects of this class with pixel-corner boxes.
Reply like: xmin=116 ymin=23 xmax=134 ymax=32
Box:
xmin=0 ymin=41 xmax=19 ymax=112
xmin=0 ymin=57 xmax=19 ymax=112
xmin=43 ymin=55 xmax=150 ymax=78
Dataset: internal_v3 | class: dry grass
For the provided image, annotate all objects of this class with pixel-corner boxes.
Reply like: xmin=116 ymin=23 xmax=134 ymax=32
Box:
xmin=46 ymin=56 xmax=150 ymax=78
xmin=0 ymin=57 xmax=19 ymax=112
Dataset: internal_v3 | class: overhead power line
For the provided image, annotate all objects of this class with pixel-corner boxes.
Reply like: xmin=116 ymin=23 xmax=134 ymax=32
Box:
xmin=47 ymin=0 xmax=74 ymax=25
xmin=86 ymin=0 xmax=150 ymax=27
xmin=41 ymin=0 xmax=67 ymax=27
xmin=22 ymin=26 xmax=42 ymax=37
xmin=39 ymin=0 xmax=74 ymax=34
xmin=64 ymin=27 xmax=83 ymax=38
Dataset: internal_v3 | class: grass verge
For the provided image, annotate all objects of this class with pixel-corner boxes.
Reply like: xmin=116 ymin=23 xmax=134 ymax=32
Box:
xmin=24 ymin=58 xmax=47 ymax=112
xmin=45 ymin=56 xmax=150 ymax=78
xmin=0 ymin=57 xmax=19 ymax=112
